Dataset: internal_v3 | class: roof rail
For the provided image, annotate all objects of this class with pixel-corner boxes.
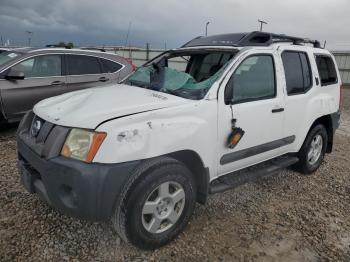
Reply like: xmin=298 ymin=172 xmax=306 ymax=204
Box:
xmin=45 ymin=44 xmax=73 ymax=49
xmin=79 ymin=47 xmax=106 ymax=52
xmin=267 ymin=32 xmax=321 ymax=48
xmin=182 ymin=31 xmax=322 ymax=48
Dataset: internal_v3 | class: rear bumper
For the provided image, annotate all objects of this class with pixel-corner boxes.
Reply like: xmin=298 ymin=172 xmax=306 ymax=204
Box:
xmin=17 ymin=137 xmax=139 ymax=221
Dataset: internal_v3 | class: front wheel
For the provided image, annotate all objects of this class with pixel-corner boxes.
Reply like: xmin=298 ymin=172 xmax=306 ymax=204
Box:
xmin=297 ymin=124 xmax=328 ymax=174
xmin=112 ymin=157 xmax=196 ymax=250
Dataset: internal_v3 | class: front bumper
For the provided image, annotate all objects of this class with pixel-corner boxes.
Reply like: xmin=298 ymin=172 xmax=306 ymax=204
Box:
xmin=17 ymin=112 xmax=139 ymax=221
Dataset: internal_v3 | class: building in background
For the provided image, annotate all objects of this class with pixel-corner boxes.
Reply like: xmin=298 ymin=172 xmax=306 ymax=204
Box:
xmin=333 ymin=51 xmax=350 ymax=86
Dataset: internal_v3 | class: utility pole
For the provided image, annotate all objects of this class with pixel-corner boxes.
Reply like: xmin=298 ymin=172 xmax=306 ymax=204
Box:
xmin=258 ymin=19 xmax=267 ymax=32
xmin=205 ymin=21 xmax=210 ymax=36
xmin=26 ymin=31 xmax=33 ymax=47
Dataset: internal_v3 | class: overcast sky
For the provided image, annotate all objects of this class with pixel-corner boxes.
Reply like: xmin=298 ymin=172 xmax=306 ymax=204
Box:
xmin=0 ymin=0 xmax=350 ymax=50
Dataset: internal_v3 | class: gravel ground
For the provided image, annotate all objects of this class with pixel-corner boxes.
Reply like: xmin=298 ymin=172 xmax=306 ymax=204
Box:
xmin=1 ymin=89 xmax=350 ymax=262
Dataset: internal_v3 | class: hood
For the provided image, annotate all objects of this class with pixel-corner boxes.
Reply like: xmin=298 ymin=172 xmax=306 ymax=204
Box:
xmin=34 ymin=84 xmax=191 ymax=129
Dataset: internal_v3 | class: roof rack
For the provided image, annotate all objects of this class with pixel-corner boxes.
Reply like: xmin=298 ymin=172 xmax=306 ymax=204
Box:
xmin=182 ymin=31 xmax=321 ymax=48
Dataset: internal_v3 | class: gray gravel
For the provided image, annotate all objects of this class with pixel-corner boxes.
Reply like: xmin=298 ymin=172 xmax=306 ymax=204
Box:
xmin=1 ymin=89 xmax=350 ymax=261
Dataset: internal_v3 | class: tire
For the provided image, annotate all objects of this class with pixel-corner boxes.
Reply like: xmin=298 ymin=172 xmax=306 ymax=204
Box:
xmin=297 ymin=124 xmax=328 ymax=174
xmin=112 ymin=157 xmax=196 ymax=250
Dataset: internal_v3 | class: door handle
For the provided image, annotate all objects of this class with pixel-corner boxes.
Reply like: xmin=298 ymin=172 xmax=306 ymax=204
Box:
xmin=51 ymin=81 xmax=65 ymax=86
xmin=272 ymin=108 xmax=284 ymax=113
xmin=98 ymin=77 xmax=109 ymax=82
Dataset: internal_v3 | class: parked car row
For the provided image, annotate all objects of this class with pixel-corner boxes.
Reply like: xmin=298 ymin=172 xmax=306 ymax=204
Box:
xmin=0 ymin=48 xmax=134 ymax=123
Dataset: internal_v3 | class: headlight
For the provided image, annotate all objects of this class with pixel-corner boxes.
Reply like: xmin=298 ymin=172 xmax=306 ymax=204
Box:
xmin=61 ymin=128 xmax=107 ymax=163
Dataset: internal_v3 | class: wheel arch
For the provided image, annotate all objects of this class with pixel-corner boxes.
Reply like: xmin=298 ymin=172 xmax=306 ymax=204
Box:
xmin=307 ymin=114 xmax=334 ymax=153
xmin=166 ymin=150 xmax=209 ymax=205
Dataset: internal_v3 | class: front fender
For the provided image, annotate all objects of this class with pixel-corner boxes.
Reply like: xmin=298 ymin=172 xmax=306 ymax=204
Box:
xmin=93 ymin=101 xmax=218 ymax=175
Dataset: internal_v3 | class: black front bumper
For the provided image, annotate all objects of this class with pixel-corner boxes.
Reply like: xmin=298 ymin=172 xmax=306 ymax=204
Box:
xmin=17 ymin=113 xmax=139 ymax=221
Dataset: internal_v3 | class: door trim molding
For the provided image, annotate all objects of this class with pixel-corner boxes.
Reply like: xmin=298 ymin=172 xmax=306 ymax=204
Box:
xmin=220 ymin=135 xmax=295 ymax=165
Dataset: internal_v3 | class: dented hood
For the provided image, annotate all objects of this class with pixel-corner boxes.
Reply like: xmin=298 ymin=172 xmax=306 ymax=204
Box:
xmin=33 ymin=84 xmax=189 ymax=129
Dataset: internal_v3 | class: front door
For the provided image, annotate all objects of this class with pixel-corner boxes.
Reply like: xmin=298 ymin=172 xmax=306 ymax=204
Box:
xmin=217 ymin=52 xmax=287 ymax=176
xmin=0 ymin=54 xmax=66 ymax=120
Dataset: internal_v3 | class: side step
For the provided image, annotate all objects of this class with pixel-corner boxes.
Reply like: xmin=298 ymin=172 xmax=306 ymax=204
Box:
xmin=209 ymin=155 xmax=299 ymax=194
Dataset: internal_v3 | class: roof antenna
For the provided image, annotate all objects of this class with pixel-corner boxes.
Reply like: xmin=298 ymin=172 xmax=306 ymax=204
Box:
xmin=122 ymin=21 xmax=132 ymax=58
xmin=323 ymin=40 xmax=327 ymax=49
xmin=118 ymin=21 xmax=132 ymax=82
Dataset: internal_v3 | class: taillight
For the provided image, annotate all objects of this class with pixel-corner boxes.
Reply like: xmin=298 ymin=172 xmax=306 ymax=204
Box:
xmin=125 ymin=58 xmax=137 ymax=71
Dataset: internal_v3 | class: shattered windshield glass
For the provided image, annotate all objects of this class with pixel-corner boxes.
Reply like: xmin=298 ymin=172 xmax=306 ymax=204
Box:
xmin=125 ymin=51 xmax=235 ymax=100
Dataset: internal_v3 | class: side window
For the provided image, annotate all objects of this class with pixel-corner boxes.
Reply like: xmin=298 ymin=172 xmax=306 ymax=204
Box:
xmin=315 ymin=55 xmax=338 ymax=86
xmin=11 ymin=55 xmax=62 ymax=77
xmin=281 ymin=51 xmax=312 ymax=95
xmin=225 ymin=55 xmax=275 ymax=104
xmin=100 ymin=58 xmax=122 ymax=73
xmin=67 ymin=55 xmax=101 ymax=75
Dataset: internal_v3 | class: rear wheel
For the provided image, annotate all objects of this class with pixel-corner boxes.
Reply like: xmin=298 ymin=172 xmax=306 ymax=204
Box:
xmin=297 ymin=124 xmax=328 ymax=174
xmin=112 ymin=157 xmax=196 ymax=250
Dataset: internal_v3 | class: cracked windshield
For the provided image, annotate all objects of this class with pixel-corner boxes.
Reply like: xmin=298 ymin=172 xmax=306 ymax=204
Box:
xmin=126 ymin=51 xmax=236 ymax=99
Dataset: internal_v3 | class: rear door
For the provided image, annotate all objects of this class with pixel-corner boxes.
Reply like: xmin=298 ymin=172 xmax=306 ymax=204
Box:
xmin=278 ymin=49 xmax=315 ymax=153
xmin=65 ymin=54 xmax=111 ymax=92
xmin=0 ymin=54 xmax=66 ymax=120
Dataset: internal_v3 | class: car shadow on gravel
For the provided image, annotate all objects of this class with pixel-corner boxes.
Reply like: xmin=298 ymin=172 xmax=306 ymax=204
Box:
xmin=0 ymin=123 xmax=18 ymax=140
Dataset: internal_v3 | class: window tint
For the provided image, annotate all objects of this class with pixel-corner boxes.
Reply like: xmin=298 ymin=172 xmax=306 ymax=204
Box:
xmin=281 ymin=51 xmax=312 ymax=95
xmin=11 ymin=55 xmax=62 ymax=77
xmin=100 ymin=58 xmax=122 ymax=73
xmin=226 ymin=55 xmax=275 ymax=103
xmin=315 ymin=55 xmax=337 ymax=85
xmin=67 ymin=55 xmax=101 ymax=75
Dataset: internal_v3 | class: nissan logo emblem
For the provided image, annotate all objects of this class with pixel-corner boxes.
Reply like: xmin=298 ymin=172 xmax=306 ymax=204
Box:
xmin=31 ymin=120 xmax=42 ymax=137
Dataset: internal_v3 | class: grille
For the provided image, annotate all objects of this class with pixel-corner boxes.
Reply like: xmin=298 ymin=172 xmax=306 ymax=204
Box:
xmin=18 ymin=111 xmax=70 ymax=159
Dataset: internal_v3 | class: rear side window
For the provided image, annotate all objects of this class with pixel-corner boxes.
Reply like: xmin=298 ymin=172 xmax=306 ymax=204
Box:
xmin=67 ymin=55 xmax=101 ymax=75
xmin=315 ymin=55 xmax=338 ymax=86
xmin=281 ymin=51 xmax=312 ymax=95
xmin=100 ymin=58 xmax=122 ymax=73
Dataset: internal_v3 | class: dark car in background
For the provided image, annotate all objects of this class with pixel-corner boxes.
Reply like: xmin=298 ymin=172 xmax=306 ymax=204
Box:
xmin=0 ymin=48 xmax=134 ymax=123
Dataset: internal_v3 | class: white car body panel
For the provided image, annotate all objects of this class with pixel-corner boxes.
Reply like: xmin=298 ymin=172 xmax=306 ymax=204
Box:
xmin=94 ymin=100 xmax=219 ymax=177
xmin=33 ymin=44 xmax=341 ymax=182
xmin=34 ymin=84 xmax=191 ymax=129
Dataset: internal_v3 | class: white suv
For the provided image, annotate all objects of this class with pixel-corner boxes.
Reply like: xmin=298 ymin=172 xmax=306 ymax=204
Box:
xmin=17 ymin=32 xmax=341 ymax=249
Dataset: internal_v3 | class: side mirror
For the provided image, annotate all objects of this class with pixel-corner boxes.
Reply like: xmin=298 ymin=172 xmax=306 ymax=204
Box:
xmin=5 ymin=69 xmax=25 ymax=80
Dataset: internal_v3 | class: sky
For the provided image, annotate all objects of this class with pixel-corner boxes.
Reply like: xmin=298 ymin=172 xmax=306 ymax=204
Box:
xmin=1 ymin=0 xmax=350 ymax=50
